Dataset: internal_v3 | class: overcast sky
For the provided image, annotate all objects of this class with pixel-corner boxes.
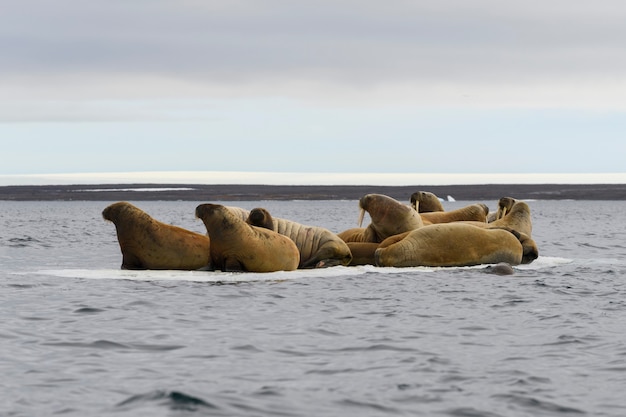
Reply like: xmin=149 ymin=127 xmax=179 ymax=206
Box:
xmin=2 ymin=1 xmax=625 ymax=184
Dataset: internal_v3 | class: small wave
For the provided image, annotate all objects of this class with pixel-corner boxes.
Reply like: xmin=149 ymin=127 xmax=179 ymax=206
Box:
xmin=442 ymin=406 xmax=504 ymax=417
xmin=5 ymin=236 xmax=50 ymax=248
xmin=116 ymin=390 xmax=218 ymax=412
xmin=328 ymin=343 xmax=421 ymax=353
xmin=43 ymin=340 xmax=131 ymax=350
xmin=73 ymin=307 xmax=106 ymax=314
xmin=492 ymin=393 xmax=586 ymax=414
xmin=42 ymin=339 xmax=185 ymax=351
xmin=337 ymin=398 xmax=400 ymax=414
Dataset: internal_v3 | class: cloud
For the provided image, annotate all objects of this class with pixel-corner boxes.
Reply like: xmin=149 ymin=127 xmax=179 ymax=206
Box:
xmin=3 ymin=0 xmax=626 ymax=109
xmin=3 ymin=171 xmax=626 ymax=187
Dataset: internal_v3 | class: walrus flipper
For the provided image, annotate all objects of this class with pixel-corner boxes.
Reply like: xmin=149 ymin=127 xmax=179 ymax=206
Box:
xmin=222 ymin=257 xmax=246 ymax=272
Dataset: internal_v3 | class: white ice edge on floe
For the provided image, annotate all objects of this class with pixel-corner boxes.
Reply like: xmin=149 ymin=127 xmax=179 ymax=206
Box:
xmin=25 ymin=256 xmax=574 ymax=283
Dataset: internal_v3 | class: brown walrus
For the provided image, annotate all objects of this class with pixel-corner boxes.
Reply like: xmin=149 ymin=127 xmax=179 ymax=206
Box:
xmin=509 ymin=230 xmax=538 ymax=264
xmin=487 ymin=196 xmax=517 ymax=222
xmin=339 ymin=194 xmax=423 ymax=243
xmin=196 ymin=204 xmax=299 ymax=272
xmin=337 ymin=227 xmax=369 ymax=243
xmin=410 ymin=191 xmax=445 ymax=212
xmin=488 ymin=200 xmax=533 ymax=237
xmin=464 ymin=199 xmax=538 ymax=264
xmin=374 ymin=223 xmax=525 ymax=267
xmin=420 ymin=203 xmax=489 ymax=225
xmin=102 ymin=201 xmax=210 ymax=270
xmin=346 ymin=232 xmax=409 ymax=266
xmin=245 ymin=207 xmax=352 ymax=268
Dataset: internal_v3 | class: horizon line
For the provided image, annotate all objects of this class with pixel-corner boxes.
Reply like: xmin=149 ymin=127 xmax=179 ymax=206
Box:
xmin=1 ymin=171 xmax=626 ymax=187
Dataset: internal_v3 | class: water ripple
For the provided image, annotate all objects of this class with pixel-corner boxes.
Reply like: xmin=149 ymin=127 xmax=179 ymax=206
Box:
xmin=73 ymin=307 xmax=106 ymax=314
xmin=6 ymin=236 xmax=50 ymax=248
xmin=116 ymin=390 xmax=218 ymax=412
xmin=42 ymin=339 xmax=185 ymax=351
xmin=326 ymin=344 xmax=420 ymax=353
xmin=337 ymin=398 xmax=400 ymax=414
xmin=493 ymin=394 xmax=586 ymax=414
xmin=443 ymin=407 xmax=505 ymax=417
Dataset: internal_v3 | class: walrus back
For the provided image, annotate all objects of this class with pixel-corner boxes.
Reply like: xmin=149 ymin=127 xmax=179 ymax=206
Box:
xmin=271 ymin=217 xmax=351 ymax=267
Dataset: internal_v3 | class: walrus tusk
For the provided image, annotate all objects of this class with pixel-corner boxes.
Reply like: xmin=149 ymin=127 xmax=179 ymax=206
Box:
xmin=499 ymin=207 xmax=508 ymax=220
xmin=358 ymin=208 xmax=366 ymax=227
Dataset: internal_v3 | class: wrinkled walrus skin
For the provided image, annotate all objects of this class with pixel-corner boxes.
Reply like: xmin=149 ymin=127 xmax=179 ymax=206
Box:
xmin=375 ymin=223 xmax=524 ymax=268
xmin=245 ymin=207 xmax=352 ymax=268
xmin=102 ymin=201 xmax=211 ymax=270
xmin=196 ymin=204 xmax=300 ymax=273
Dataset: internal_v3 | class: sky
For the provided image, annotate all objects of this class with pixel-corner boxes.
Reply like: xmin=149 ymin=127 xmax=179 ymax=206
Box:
xmin=1 ymin=1 xmax=626 ymax=185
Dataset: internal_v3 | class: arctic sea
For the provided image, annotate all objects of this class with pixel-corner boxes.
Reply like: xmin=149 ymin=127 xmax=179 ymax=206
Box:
xmin=1 ymin=198 xmax=625 ymax=416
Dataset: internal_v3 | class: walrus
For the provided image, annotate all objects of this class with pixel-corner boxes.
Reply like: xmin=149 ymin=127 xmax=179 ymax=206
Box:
xmin=420 ymin=203 xmax=489 ymax=225
xmin=461 ymin=199 xmax=537 ymax=264
xmin=346 ymin=232 xmax=409 ymax=265
xmin=102 ymin=201 xmax=211 ymax=270
xmin=488 ymin=200 xmax=533 ymax=236
xmin=410 ymin=191 xmax=445 ymax=213
xmin=487 ymin=196 xmax=517 ymax=222
xmin=484 ymin=262 xmax=515 ymax=275
xmin=245 ymin=207 xmax=352 ymax=268
xmin=337 ymin=227 xmax=368 ymax=243
xmin=196 ymin=204 xmax=299 ymax=272
xmin=339 ymin=194 xmax=423 ymax=243
xmin=511 ymin=230 xmax=539 ymax=264
xmin=246 ymin=207 xmax=274 ymax=230
xmin=374 ymin=223 xmax=525 ymax=267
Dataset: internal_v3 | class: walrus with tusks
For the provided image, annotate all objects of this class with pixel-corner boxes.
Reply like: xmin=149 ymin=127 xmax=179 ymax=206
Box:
xmin=488 ymin=199 xmax=533 ymax=236
xmin=245 ymin=207 xmax=352 ymax=268
xmin=410 ymin=191 xmax=445 ymax=213
xmin=487 ymin=196 xmax=517 ymax=222
xmin=196 ymin=204 xmax=299 ymax=272
xmin=102 ymin=201 xmax=211 ymax=270
xmin=338 ymin=194 xmax=423 ymax=243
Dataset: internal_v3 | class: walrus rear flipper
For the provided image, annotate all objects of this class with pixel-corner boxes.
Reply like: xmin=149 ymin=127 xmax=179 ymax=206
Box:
xmin=300 ymin=257 xmax=344 ymax=269
xmin=499 ymin=228 xmax=538 ymax=265
xmin=299 ymin=246 xmax=352 ymax=269
xmin=121 ymin=253 xmax=146 ymax=270
xmin=222 ymin=257 xmax=246 ymax=272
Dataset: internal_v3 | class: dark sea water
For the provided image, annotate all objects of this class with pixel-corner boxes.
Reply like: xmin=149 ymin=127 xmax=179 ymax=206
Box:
xmin=1 ymin=199 xmax=625 ymax=417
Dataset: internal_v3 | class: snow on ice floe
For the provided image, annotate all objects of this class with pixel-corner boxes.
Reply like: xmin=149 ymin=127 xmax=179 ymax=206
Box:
xmin=28 ymin=256 xmax=573 ymax=283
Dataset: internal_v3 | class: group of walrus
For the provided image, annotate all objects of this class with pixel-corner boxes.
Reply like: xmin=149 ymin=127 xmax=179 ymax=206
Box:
xmin=102 ymin=191 xmax=538 ymax=274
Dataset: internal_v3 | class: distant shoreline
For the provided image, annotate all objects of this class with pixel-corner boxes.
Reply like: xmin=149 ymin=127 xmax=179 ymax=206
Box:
xmin=1 ymin=183 xmax=626 ymax=201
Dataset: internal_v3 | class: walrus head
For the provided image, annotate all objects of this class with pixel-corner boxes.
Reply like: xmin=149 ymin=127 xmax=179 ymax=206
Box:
xmin=409 ymin=191 xmax=444 ymax=213
xmin=485 ymin=262 xmax=515 ymax=275
xmin=358 ymin=194 xmax=400 ymax=227
xmin=478 ymin=203 xmax=490 ymax=218
xmin=102 ymin=201 xmax=138 ymax=223
xmin=246 ymin=208 xmax=274 ymax=230
xmin=195 ymin=203 xmax=223 ymax=220
xmin=358 ymin=194 xmax=423 ymax=241
xmin=496 ymin=197 xmax=517 ymax=219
